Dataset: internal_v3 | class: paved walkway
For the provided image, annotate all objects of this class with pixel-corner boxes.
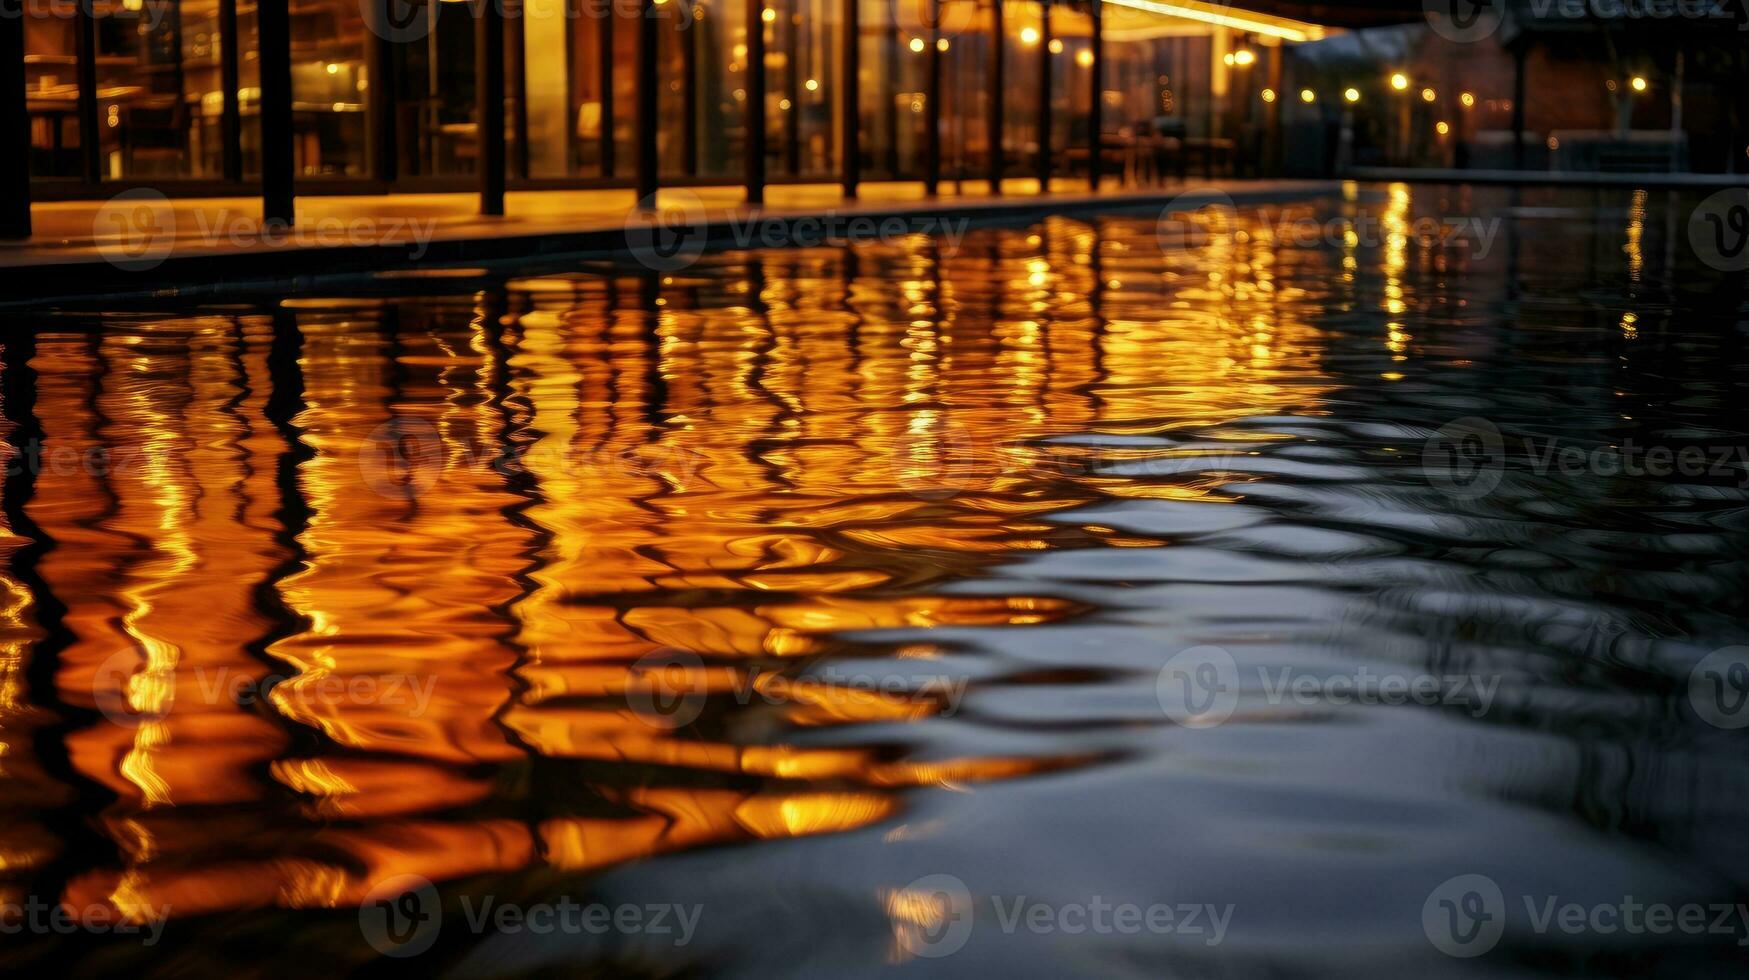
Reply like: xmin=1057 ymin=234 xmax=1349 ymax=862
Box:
xmin=0 ymin=178 xmax=1342 ymax=302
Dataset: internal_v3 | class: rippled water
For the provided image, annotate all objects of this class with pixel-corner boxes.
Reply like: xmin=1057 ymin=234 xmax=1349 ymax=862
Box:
xmin=3 ymin=184 xmax=1748 ymax=977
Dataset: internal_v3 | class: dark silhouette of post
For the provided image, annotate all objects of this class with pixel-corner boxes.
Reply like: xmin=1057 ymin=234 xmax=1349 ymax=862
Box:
xmin=745 ymin=0 xmax=766 ymax=203
xmin=1 ymin=0 xmax=29 ymax=238
xmin=1088 ymin=0 xmax=1103 ymax=190
xmin=988 ymin=0 xmax=1004 ymax=193
xmin=477 ymin=0 xmax=506 ymax=215
xmin=925 ymin=0 xmax=941 ymax=195
xmin=260 ymin=0 xmax=296 ymax=224
xmin=841 ymin=0 xmax=860 ymax=197
xmin=637 ymin=0 xmax=659 ymax=206
xmin=1037 ymin=2 xmax=1051 ymax=191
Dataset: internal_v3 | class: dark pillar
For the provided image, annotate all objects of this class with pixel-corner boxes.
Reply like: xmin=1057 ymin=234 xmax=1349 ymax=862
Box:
xmin=259 ymin=0 xmax=296 ymax=223
xmin=987 ymin=0 xmax=1003 ymax=193
xmin=1088 ymin=0 xmax=1103 ymax=190
xmin=682 ymin=0 xmax=698 ymax=176
xmin=636 ymin=0 xmax=659 ymax=206
xmin=745 ymin=0 xmax=766 ymax=203
xmin=75 ymin=1 xmax=99 ymax=183
xmin=924 ymin=0 xmax=941 ymax=195
xmin=220 ymin=0 xmax=242 ymax=182
xmin=366 ymin=0 xmax=397 ymax=183
xmin=599 ymin=13 xmax=615 ymax=177
xmin=1511 ymin=42 xmax=1527 ymax=170
xmin=509 ymin=9 xmax=529 ymax=179
xmin=477 ymin=0 xmax=506 ymax=215
xmin=841 ymin=0 xmax=860 ymax=196
xmin=1037 ymin=1 xmax=1051 ymax=191
xmin=1 ymin=0 xmax=27 ymax=238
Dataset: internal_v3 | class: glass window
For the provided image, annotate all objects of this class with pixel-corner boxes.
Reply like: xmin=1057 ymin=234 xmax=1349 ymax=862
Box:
xmin=856 ymin=0 xmax=928 ymax=180
xmin=289 ymin=0 xmax=370 ymax=176
xmin=23 ymin=0 xmax=84 ymax=178
xmin=394 ymin=0 xmax=479 ymax=177
xmin=90 ymin=0 xmax=221 ymax=179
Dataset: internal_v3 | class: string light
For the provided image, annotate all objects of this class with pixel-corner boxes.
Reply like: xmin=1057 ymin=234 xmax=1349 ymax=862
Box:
xmin=1390 ymin=73 xmax=1408 ymax=91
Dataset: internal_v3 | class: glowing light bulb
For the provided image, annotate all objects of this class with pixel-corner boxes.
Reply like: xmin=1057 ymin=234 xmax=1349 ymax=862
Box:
xmin=1459 ymin=91 xmax=1474 ymax=107
xmin=1344 ymin=87 xmax=1360 ymax=103
xmin=1630 ymin=75 xmax=1647 ymax=92
xmin=1260 ymin=88 xmax=1275 ymax=103
xmin=1019 ymin=26 xmax=1040 ymax=44
xmin=1299 ymin=88 xmax=1315 ymax=103
xmin=1420 ymin=87 xmax=1435 ymax=102
xmin=1390 ymin=72 xmax=1408 ymax=91
xmin=1435 ymin=121 xmax=1450 ymax=135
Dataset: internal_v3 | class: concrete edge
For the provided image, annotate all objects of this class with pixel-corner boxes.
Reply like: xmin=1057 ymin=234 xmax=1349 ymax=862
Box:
xmin=0 ymin=182 xmax=1345 ymax=310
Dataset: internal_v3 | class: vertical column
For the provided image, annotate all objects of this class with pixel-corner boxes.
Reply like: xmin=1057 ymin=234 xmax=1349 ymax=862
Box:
xmin=599 ymin=11 xmax=615 ymax=177
xmin=366 ymin=0 xmax=397 ymax=183
xmin=510 ymin=9 xmax=529 ymax=179
xmin=1510 ymin=42 xmax=1526 ymax=170
xmin=477 ymin=0 xmax=507 ymax=215
xmin=636 ymin=0 xmax=659 ymax=205
xmin=840 ymin=0 xmax=859 ymax=196
xmin=924 ymin=0 xmax=940 ymax=194
xmin=259 ymin=0 xmax=296 ymax=223
xmin=75 ymin=0 xmax=99 ymax=183
xmin=220 ymin=0 xmax=242 ymax=182
xmin=745 ymin=0 xmax=766 ymax=203
xmin=682 ymin=0 xmax=698 ymax=176
xmin=987 ymin=0 xmax=1003 ymax=192
xmin=1 ymin=0 xmax=27 ymax=237
xmin=1036 ymin=0 xmax=1050 ymax=191
xmin=1087 ymin=0 xmax=1102 ymax=190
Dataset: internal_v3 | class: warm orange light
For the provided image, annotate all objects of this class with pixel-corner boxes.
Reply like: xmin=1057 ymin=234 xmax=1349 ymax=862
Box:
xmin=761 ymin=6 xmax=776 ymax=21
xmin=1459 ymin=91 xmax=1475 ymax=108
xmin=908 ymin=37 xmax=925 ymax=53
xmin=1390 ymin=73 xmax=1409 ymax=91
xmin=1019 ymin=26 xmax=1040 ymax=45
xmin=1630 ymin=75 xmax=1647 ymax=92
xmin=1076 ymin=49 xmax=1094 ymax=68
xmin=1300 ymin=88 xmax=1315 ymax=103
xmin=1420 ymin=87 xmax=1435 ymax=102
xmin=1435 ymin=121 xmax=1450 ymax=135
xmin=1344 ymin=87 xmax=1360 ymax=103
xmin=1233 ymin=48 xmax=1255 ymax=66
xmin=1260 ymin=88 xmax=1276 ymax=103
xmin=1048 ymin=38 xmax=1064 ymax=54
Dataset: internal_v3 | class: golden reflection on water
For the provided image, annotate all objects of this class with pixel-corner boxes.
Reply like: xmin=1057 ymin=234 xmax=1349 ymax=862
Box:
xmin=0 ymin=211 xmax=1333 ymax=927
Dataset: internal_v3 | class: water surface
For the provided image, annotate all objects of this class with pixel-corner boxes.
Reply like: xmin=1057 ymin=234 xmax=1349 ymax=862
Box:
xmin=2 ymin=184 xmax=1748 ymax=977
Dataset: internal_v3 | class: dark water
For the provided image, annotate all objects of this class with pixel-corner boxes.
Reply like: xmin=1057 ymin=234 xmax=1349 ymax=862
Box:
xmin=2 ymin=184 xmax=1748 ymax=978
